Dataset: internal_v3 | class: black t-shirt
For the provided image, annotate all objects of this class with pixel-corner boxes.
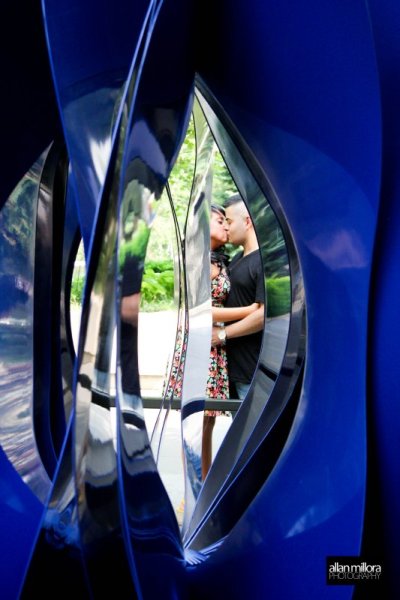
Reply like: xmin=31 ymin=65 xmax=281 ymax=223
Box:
xmin=225 ymin=249 xmax=264 ymax=383
xmin=120 ymin=255 xmax=143 ymax=395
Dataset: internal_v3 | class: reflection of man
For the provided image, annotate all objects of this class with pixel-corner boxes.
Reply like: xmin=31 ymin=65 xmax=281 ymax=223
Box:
xmin=212 ymin=195 xmax=264 ymax=400
xmin=120 ymin=254 xmax=143 ymax=398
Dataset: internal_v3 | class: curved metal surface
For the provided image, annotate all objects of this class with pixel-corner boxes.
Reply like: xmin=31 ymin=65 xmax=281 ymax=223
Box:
xmin=0 ymin=151 xmax=59 ymax=598
xmin=42 ymin=0 xmax=154 ymax=251
xmin=363 ymin=1 xmax=400 ymax=594
xmin=184 ymin=86 xmax=302 ymax=547
xmin=59 ymin=181 xmax=81 ymax=424
xmin=178 ymin=100 xmax=214 ymax=531
xmin=114 ymin=5 xmax=195 ymax=592
xmin=0 ymin=150 xmax=52 ymax=503
xmin=187 ymin=1 xmax=381 ymax=597
xmin=22 ymin=1 xmax=196 ymax=598
xmin=33 ymin=142 xmax=69 ymax=475
xmin=149 ymin=183 xmax=186 ymax=461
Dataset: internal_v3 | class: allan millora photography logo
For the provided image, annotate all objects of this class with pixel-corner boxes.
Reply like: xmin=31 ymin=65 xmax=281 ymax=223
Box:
xmin=327 ymin=557 xmax=383 ymax=585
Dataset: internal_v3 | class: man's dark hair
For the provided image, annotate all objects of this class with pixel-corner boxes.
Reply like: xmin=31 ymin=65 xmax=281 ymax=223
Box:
xmin=224 ymin=193 xmax=243 ymax=208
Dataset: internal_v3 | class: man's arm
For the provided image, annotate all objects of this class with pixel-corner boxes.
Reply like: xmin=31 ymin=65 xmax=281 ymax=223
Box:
xmin=211 ymin=304 xmax=264 ymax=345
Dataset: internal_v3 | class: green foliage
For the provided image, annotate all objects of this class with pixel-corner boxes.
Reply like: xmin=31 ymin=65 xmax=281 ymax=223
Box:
xmin=145 ymin=259 xmax=174 ymax=273
xmin=167 ymin=116 xmax=195 ymax=229
xmin=212 ymin=149 xmax=238 ymax=205
xmin=68 ymin=111 xmax=291 ymax=319
xmin=69 ymin=242 xmax=85 ymax=306
xmin=70 ymin=258 xmax=175 ymax=309
xmin=70 ymin=273 xmax=85 ymax=306
xmin=157 ymin=115 xmax=237 ymax=231
xmin=140 ymin=260 xmax=174 ymax=311
xmin=266 ymin=276 xmax=291 ymax=317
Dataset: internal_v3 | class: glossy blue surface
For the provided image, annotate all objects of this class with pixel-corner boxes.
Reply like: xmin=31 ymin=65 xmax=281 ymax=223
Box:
xmin=366 ymin=0 xmax=400 ymax=592
xmin=42 ymin=0 xmax=153 ymax=252
xmin=0 ymin=0 xmax=399 ymax=598
xmin=190 ymin=1 xmax=381 ymax=596
xmin=0 ymin=152 xmax=53 ymax=599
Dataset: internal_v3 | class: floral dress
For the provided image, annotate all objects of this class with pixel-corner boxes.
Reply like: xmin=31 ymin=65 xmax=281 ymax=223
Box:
xmin=163 ymin=323 xmax=187 ymax=401
xmin=164 ymin=262 xmax=230 ymax=413
xmin=205 ymin=264 xmax=230 ymax=416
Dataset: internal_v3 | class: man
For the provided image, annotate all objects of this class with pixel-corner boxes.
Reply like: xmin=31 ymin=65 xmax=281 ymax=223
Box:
xmin=212 ymin=195 xmax=265 ymax=400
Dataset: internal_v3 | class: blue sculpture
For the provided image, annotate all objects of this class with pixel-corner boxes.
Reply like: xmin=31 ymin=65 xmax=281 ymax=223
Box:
xmin=0 ymin=1 xmax=398 ymax=598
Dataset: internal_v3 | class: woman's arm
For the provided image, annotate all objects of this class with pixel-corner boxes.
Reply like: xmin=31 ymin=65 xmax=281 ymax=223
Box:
xmin=212 ymin=303 xmax=260 ymax=323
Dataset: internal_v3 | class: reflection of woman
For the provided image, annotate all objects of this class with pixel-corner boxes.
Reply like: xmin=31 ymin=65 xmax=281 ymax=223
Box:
xmin=202 ymin=205 xmax=258 ymax=480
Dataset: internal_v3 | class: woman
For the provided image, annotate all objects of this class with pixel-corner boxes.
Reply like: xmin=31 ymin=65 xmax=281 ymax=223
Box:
xmin=202 ymin=205 xmax=258 ymax=480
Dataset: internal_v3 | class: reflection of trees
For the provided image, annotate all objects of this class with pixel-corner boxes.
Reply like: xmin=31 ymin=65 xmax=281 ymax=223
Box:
xmin=0 ymin=167 xmax=40 ymax=276
xmin=266 ymin=276 xmax=291 ymax=317
xmin=123 ymin=113 xmax=290 ymax=312
xmin=251 ymin=194 xmax=289 ymax=279
xmin=157 ymin=111 xmax=289 ymax=283
xmin=166 ymin=117 xmax=237 ymax=232
xmin=260 ymin=227 xmax=288 ymax=278
xmin=213 ymin=150 xmax=238 ymax=204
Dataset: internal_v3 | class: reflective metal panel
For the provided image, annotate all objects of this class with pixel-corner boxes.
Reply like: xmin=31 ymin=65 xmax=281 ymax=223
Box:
xmin=184 ymin=5 xmax=380 ymax=590
xmin=33 ymin=143 xmax=69 ymax=474
xmin=71 ymin=12 xmax=161 ymax=594
xmin=42 ymin=0 xmax=154 ymax=251
xmin=367 ymin=1 xmax=400 ymax=589
xmin=148 ymin=185 xmax=185 ymax=460
xmin=22 ymin=8 xmax=161 ymax=597
xmin=3 ymin=1 xmax=395 ymax=599
xmin=114 ymin=0 xmax=197 ymax=593
xmin=184 ymin=86 xmax=304 ymax=547
xmin=0 ymin=150 xmax=51 ymax=503
xmin=60 ymin=180 xmax=82 ymax=424
xmin=178 ymin=101 xmax=216 ymax=533
xmin=22 ymin=1 xmax=197 ymax=595
xmin=153 ymin=97 xmax=292 ymax=534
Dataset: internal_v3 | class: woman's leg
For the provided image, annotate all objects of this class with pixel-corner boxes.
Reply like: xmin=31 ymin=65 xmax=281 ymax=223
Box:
xmin=201 ymin=415 xmax=216 ymax=480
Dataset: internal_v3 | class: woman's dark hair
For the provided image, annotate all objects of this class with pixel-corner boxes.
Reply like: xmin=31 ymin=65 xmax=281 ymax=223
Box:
xmin=211 ymin=204 xmax=228 ymax=266
xmin=211 ymin=203 xmax=225 ymax=217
